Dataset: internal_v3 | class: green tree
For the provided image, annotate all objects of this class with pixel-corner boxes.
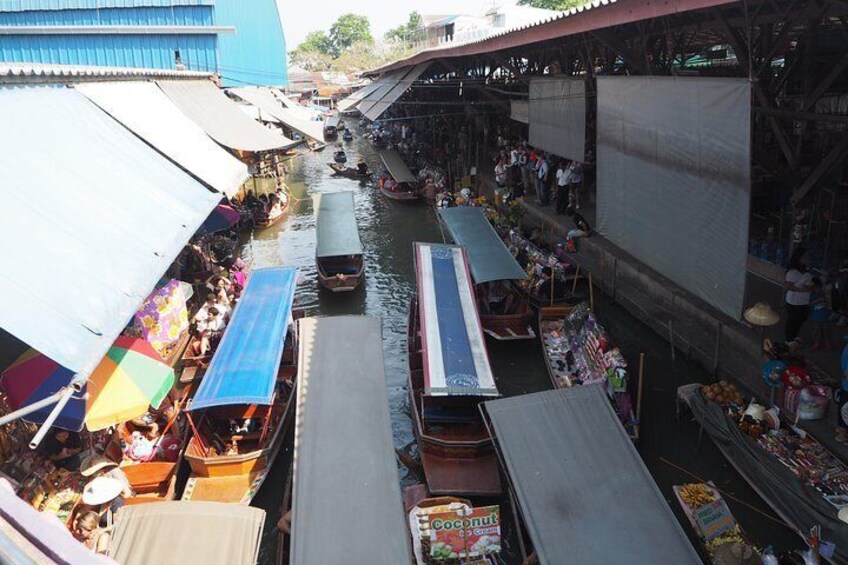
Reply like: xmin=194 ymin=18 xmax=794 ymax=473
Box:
xmin=329 ymin=13 xmax=372 ymax=55
xmin=385 ymin=11 xmax=422 ymax=43
xmin=517 ymin=0 xmax=585 ymax=8
xmin=298 ymin=30 xmax=333 ymax=54
xmin=289 ymin=31 xmax=334 ymax=70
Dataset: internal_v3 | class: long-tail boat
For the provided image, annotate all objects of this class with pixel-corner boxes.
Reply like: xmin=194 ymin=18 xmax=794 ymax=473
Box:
xmin=407 ymin=242 xmax=501 ymax=497
xmin=439 ymin=207 xmax=534 ymax=340
xmin=379 ymin=149 xmax=419 ymax=201
xmin=314 ymin=191 xmax=364 ymax=292
xmin=182 ymin=266 xmax=299 ymax=504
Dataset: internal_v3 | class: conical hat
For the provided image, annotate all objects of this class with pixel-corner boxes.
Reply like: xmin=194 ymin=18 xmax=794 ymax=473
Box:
xmin=743 ymin=303 xmax=779 ymax=327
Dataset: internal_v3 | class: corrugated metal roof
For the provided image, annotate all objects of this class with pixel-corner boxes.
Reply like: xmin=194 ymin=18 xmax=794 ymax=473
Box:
xmin=0 ymin=0 xmax=213 ymax=12
xmin=369 ymin=0 xmax=737 ymax=75
xmin=0 ymin=61 xmax=211 ymax=83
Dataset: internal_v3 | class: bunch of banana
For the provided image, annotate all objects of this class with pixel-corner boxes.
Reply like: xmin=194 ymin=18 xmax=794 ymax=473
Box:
xmin=705 ymin=526 xmax=746 ymax=554
xmin=679 ymin=483 xmax=715 ymax=508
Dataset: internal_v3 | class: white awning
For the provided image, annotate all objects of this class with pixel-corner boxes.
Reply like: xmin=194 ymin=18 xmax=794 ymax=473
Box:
xmin=362 ymin=63 xmax=430 ymax=121
xmin=229 ymin=86 xmax=325 ymax=142
xmin=75 ymin=81 xmax=250 ymax=198
xmin=355 ymin=70 xmax=406 ymax=117
xmin=157 ymin=80 xmax=298 ymax=153
xmin=238 ymin=103 xmax=282 ymax=124
xmin=0 ymin=86 xmax=220 ymax=377
xmin=337 ymin=80 xmax=379 ymax=113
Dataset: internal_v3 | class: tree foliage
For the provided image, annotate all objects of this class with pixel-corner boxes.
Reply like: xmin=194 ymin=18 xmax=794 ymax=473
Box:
xmin=385 ymin=11 xmax=422 ymax=43
xmin=517 ymin=0 xmax=586 ymax=9
xmin=329 ymin=13 xmax=372 ymax=55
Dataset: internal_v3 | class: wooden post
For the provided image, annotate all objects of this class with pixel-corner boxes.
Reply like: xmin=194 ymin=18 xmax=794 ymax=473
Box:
xmin=636 ymin=353 xmax=645 ymax=440
xmin=571 ymin=264 xmax=581 ymax=294
xmin=588 ymin=272 xmax=595 ymax=311
xmin=550 ymin=268 xmax=555 ymax=307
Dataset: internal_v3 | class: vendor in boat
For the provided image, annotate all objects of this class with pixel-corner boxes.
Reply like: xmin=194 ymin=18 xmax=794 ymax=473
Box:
xmin=79 ymin=455 xmax=134 ymax=498
xmin=356 ymin=158 xmax=368 ymax=175
xmin=191 ymin=306 xmax=226 ymax=357
xmin=481 ymin=281 xmax=515 ymax=315
xmin=38 ymin=429 xmax=82 ymax=471
xmin=72 ymin=511 xmax=110 ymax=555
xmin=79 ymin=476 xmax=125 ymax=528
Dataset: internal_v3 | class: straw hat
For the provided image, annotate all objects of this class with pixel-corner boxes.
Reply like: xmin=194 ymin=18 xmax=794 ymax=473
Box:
xmin=713 ymin=542 xmax=760 ymax=565
xmin=82 ymin=477 xmax=122 ymax=506
xmin=743 ymin=303 xmax=780 ymax=327
xmin=80 ymin=455 xmax=119 ymax=477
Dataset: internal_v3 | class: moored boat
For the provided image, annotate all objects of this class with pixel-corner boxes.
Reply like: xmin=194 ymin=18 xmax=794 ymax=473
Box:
xmin=323 ymin=115 xmax=340 ymax=139
xmin=182 ymin=266 xmax=299 ymax=504
xmin=439 ymin=207 xmax=534 ymax=340
xmin=407 ymin=242 xmax=501 ymax=497
xmin=327 ymin=162 xmax=371 ymax=180
xmin=379 ymin=149 xmax=419 ymax=202
xmin=314 ymin=191 xmax=364 ymax=292
xmin=254 ymin=194 xmax=290 ymax=229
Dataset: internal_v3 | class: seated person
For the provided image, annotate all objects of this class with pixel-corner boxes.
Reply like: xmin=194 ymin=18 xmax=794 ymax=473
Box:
xmin=384 ymin=178 xmax=396 ymax=192
xmin=39 ymin=429 xmax=82 ymax=471
xmin=79 ymin=455 xmax=135 ymax=498
xmin=192 ymin=307 xmax=226 ymax=357
xmin=73 ymin=511 xmax=110 ymax=554
xmin=356 ymin=159 xmax=368 ymax=175
xmin=193 ymin=293 xmax=218 ymax=325
xmin=80 ymin=476 xmax=125 ymax=529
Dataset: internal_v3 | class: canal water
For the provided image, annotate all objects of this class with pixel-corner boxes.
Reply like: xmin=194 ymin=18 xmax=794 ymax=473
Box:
xmin=248 ymin=135 xmax=799 ymax=563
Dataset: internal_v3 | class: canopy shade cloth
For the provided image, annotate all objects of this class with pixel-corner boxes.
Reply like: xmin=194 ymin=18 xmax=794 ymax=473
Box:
xmin=75 ymin=81 xmax=249 ymax=197
xmin=189 ymin=267 xmax=297 ymax=411
xmin=439 ymin=207 xmax=528 ymax=284
xmin=291 ymin=316 xmax=411 ymax=564
xmin=1 ymin=336 xmax=174 ymax=431
xmin=482 ymin=387 xmax=700 ymax=564
xmin=414 ymin=243 xmax=497 ymax=397
xmin=380 ymin=150 xmax=417 ymax=184
xmin=362 ymin=63 xmax=431 ymax=121
xmin=314 ymin=191 xmax=363 ymax=258
xmin=230 ymin=87 xmax=325 ymax=142
xmin=337 ymin=80 xmax=379 ymax=112
xmin=157 ymin=79 xmax=298 ymax=153
xmin=356 ymin=69 xmax=406 ymax=117
xmin=0 ymin=86 xmax=219 ymax=377
xmin=109 ymin=501 xmax=265 ymax=565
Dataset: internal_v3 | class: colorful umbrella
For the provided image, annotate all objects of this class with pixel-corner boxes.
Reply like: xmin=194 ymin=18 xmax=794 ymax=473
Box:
xmin=198 ymin=202 xmax=241 ymax=234
xmin=1 ymin=336 xmax=175 ymax=432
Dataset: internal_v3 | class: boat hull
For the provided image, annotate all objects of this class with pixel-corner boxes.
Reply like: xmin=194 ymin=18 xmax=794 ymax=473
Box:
xmin=316 ymin=256 xmax=364 ymax=292
xmin=380 ymin=185 xmax=419 ymax=202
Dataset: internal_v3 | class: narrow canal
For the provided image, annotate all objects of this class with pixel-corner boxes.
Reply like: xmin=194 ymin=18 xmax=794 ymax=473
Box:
xmin=247 ymin=135 xmax=799 ymax=563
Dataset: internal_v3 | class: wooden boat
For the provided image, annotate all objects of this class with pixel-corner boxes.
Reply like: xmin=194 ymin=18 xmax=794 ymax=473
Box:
xmin=327 ymin=162 xmax=372 ymax=180
xmin=438 ymin=207 xmax=535 ymax=341
xmin=333 ymin=150 xmax=347 ymax=164
xmin=182 ymin=267 xmax=299 ymax=504
xmin=379 ymin=149 xmax=419 ymax=202
xmin=380 ymin=182 xmax=419 ymax=201
xmin=323 ymin=115 xmax=340 ymax=139
xmin=538 ymin=304 xmax=638 ymax=440
xmin=314 ymin=192 xmax=364 ymax=292
xmin=342 ymin=130 xmax=353 ymax=141
xmin=254 ymin=197 xmax=289 ymax=229
xmin=407 ymin=243 xmax=502 ymax=497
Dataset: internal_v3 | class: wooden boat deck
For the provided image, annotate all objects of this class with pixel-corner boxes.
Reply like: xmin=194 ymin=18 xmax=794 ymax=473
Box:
xmin=420 ymin=451 xmax=501 ymax=496
xmin=181 ymin=474 xmax=259 ymax=504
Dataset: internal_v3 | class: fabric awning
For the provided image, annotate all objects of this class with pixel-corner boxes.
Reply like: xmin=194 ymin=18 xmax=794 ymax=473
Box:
xmin=230 ymin=86 xmax=325 ymax=142
xmin=362 ymin=63 xmax=430 ymax=121
xmin=238 ymin=103 xmax=282 ymax=124
xmin=356 ymin=69 xmax=406 ymax=117
xmin=291 ymin=316 xmax=411 ymax=564
xmin=189 ymin=267 xmax=297 ymax=411
xmin=483 ymin=387 xmax=700 ymax=563
xmin=324 ymin=115 xmax=340 ymax=129
xmin=379 ymin=150 xmax=417 ymax=184
xmin=414 ymin=243 xmax=497 ymax=397
xmin=109 ymin=501 xmax=265 ymax=565
xmin=439 ymin=207 xmax=528 ymax=284
xmin=336 ymin=80 xmax=379 ymax=113
xmin=314 ymin=191 xmax=362 ymax=258
xmin=510 ymin=99 xmax=529 ymax=124
xmin=76 ymin=81 xmax=250 ymax=198
xmin=157 ymin=79 xmax=298 ymax=153
xmin=0 ymin=86 xmax=220 ymax=377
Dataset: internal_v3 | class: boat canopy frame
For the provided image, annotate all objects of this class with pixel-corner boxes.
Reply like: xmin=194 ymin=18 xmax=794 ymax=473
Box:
xmin=314 ymin=191 xmax=363 ymax=258
xmin=380 ymin=149 xmax=417 ymax=184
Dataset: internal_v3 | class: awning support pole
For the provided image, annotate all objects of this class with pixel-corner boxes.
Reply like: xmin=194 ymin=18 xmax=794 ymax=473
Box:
xmin=28 ymin=374 xmax=87 ymax=450
xmin=0 ymin=388 xmax=69 ymax=428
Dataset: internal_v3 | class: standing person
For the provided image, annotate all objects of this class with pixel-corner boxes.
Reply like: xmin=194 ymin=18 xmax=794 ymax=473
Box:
xmin=784 ymin=247 xmax=813 ymax=344
xmin=494 ymin=158 xmax=508 ymax=188
xmin=568 ymin=161 xmax=583 ymax=210
xmin=535 ymin=151 xmax=550 ymax=206
xmin=525 ymin=146 xmax=537 ymax=197
xmin=509 ymin=145 xmax=521 ymax=195
xmin=555 ymin=161 xmax=571 ymax=215
xmin=515 ymin=146 xmax=527 ymax=198
xmin=809 ymin=277 xmax=831 ymax=350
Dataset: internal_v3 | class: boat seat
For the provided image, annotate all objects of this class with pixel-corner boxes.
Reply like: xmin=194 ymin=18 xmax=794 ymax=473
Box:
xmin=324 ymin=265 xmax=359 ymax=276
xmin=122 ymin=462 xmax=174 ymax=495
xmin=422 ymin=406 xmax=479 ymax=424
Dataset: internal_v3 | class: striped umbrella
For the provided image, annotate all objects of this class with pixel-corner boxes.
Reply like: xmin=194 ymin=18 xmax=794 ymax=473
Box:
xmin=1 ymin=336 xmax=174 ymax=432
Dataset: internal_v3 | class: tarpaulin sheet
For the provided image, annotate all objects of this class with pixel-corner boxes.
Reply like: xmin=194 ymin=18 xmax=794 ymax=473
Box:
xmin=484 ymin=387 xmax=700 ymax=564
xmin=380 ymin=149 xmax=417 ymax=184
xmin=157 ymin=79 xmax=297 ymax=152
xmin=528 ymin=77 xmax=585 ymax=161
xmin=291 ymin=316 xmax=411 ymax=565
xmin=596 ymin=76 xmax=751 ymax=319
xmin=356 ymin=69 xmax=406 ymax=117
xmin=109 ymin=501 xmax=264 ymax=565
xmin=76 ymin=81 xmax=249 ymax=198
xmin=363 ymin=63 xmax=431 ymax=121
xmin=0 ymin=86 xmax=219 ymax=377
xmin=510 ymin=99 xmax=529 ymax=124
xmin=415 ymin=243 xmax=497 ymax=397
xmin=686 ymin=388 xmax=848 ymax=563
xmin=314 ymin=191 xmax=362 ymax=258
xmin=230 ymin=86 xmax=325 ymax=142
xmin=439 ymin=207 xmax=528 ymax=284
xmin=189 ymin=267 xmax=297 ymax=410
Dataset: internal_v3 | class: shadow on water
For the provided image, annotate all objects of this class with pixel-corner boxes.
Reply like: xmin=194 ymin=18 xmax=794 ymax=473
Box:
xmin=247 ymin=135 xmax=799 ymax=564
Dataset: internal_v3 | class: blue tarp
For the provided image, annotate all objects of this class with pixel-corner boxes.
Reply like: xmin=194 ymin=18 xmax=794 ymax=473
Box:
xmin=189 ymin=266 xmax=297 ymax=410
xmin=439 ymin=207 xmax=529 ymax=284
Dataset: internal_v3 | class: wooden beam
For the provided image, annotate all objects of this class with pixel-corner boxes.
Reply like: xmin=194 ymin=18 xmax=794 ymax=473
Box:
xmin=754 ymin=106 xmax=848 ymax=124
xmin=591 ymin=29 xmax=649 ymax=74
xmin=802 ymin=51 xmax=848 ymax=111
xmin=790 ymin=135 xmax=848 ymax=205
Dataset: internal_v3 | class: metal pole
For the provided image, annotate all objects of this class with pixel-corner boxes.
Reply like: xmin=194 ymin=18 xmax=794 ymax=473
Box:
xmin=29 ymin=378 xmax=85 ymax=450
xmin=0 ymin=388 xmax=69 ymax=427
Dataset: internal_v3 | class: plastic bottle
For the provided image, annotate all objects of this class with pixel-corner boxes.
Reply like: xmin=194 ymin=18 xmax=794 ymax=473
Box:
xmin=762 ymin=546 xmax=779 ymax=565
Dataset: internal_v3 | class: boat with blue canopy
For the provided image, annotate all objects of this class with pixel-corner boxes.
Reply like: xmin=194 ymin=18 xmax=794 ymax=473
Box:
xmin=439 ymin=207 xmax=535 ymax=341
xmin=183 ymin=266 xmax=298 ymax=504
xmin=407 ymin=242 xmax=501 ymax=497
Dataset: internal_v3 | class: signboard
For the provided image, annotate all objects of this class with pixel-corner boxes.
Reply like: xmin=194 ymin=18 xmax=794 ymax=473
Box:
xmin=429 ymin=505 xmax=501 ymax=560
xmin=694 ymin=499 xmax=737 ymax=541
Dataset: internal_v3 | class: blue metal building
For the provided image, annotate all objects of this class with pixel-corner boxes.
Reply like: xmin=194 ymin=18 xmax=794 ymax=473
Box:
xmin=0 ymin=0 xmax=287 ymax=85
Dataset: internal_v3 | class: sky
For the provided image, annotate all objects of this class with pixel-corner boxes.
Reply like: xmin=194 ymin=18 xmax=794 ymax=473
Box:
xmin=276 ymin=0 xmax=492 ymax=51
